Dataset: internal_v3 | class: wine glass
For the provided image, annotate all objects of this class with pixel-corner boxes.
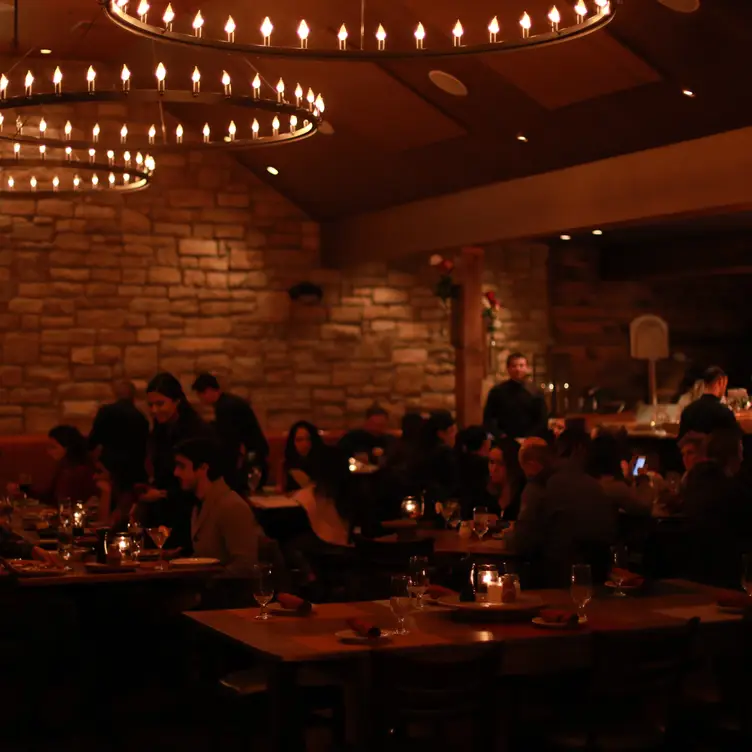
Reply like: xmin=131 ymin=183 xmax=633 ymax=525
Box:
xmin=571 ymin=564 xmax=593 ymax=619
xmin=408 ymin=555 xmax=430 ymax=609
xmin=440 ymin=500 xmax=460 ymax=529
xmin=742 ymin=554 xmax=752 ymax=596
xmin=610 ymin=545 xmax=628 ymax=598
xmin=473 ymin=506 xmax=489 ymax=541
xmin=390 ymin=574 xmax=413 ymax=635
xmin=18 ymin=473 xmax=32 ymax=500
xmin=252 ymin=563 xmax=275 ymax=620
xmin=146 ymin=526 xmax=171 ymax=571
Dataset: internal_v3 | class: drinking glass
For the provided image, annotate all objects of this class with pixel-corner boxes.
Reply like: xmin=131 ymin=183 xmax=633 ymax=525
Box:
xmin=252 ymin=563 xmax=275 ymax=620
xmin=128 ymin=519 xmax=144 ymax=560
xmin=440 ymin=500 xmax=460 ymax=529
xmin=473 ymin=506 xmax=489 ymax=541
xmin=610 ymin=545 xmax=628 ymax=597
xmin=0 ymin=495 xmax=13 ymax=526
xmin=57 ymin=514 xmax=74 ymax=571
xmin=742 ymin=554 xmax=752 ymax=596
xmin=408 ymin=555 xmax=430 ymax=609
xmin=390 ymin=574 xmax=413 ymax=635
xmin=18 ymin=473 xmax=32 ymax=500
xmin=571 ymin=564 xmax=593 ymax=618
xmin=146 ymin=526 xmax=171 ymax=571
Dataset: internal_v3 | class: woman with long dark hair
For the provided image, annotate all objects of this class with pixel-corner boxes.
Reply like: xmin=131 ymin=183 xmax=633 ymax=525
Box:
xmin=282 ymin=421 xmax=326 ymax=492
xmin=420 ymin=410 xmax=460 ymax=507
xmin=140 ymin=372 xmax=208 ymax=553
xmin=487 ymin=438 xmax=526 ymax=521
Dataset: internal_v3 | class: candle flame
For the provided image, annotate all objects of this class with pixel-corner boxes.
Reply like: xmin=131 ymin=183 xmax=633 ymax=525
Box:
xmin=272 ymin=115 xmax=280 ymax=131
xmin=86 ymin=65 xmax=96 ymax=83
xmin=0 ymin=75 xmax=7 ymax=91
xmin=252 ymin=73 xmax=261 ymax=90
xmin=297 ymin=20 xmax=309 ymax=40
xmin=53 ymin=67 xmax=62 ymax=85
xmin=121 ymin=64 xmax=131 ymax=82
xmin=192 ymin=10 xmax=204 ymax=30
xmin=222 ymin=70 xmax=231 ymax=86
xmin=307 ymin=87 xmax=315 ymax=104
xmin=520 ymin=12 xmax=532 ymax=30
xmin=261 ymin=16 xmax=273 ymax=37
xmin=93 ymin=123 xmax=100 ymax=137
xmin=453 ymin=20 xmax=463 ymax=38
xmin=415 ymin=23 xmax=425 ymax=41
xmin=489 ymin=16 xmax=500 ymax=34
xmin=121 ymin=124 xmax=128 ymax=139
xmin=376 ymin=24 xmax=386 ymax=42
xmin=252 ymin=119 xmax=259 ymax=133
xmin=156 ymin=62 xmax=166 ymax=81
xmin=109 ymin=173 xmax=116 ymax=185
xmin=338 ymin=24 xmax=348 ymax=42
xmin=295 ymin=83 xmax=303 ymax=99
xmin=176 ymin=124 xmax=183 ymax=138
xmin=136 ymin=0 xmax=149 ymax=17
xmin=228 ymin=120 xmax=236 ymax=136
xmin=315 ymin=94 xmax=324 ymax=112
xmin=163 ymin=3 xmax=174 ymax=25
xmin=575 ymin=0 xmax=587 ymax=16
xmin=148 ymin=124 xmax=156 ymax=139
xmin=276 ymin=78 xmax=285 ymax=95
xmin=192 ymin=66 xmax=201 ymax=84
xmin=225 ymin=16 xmax=236 ymax=34
xmin=64 ymin=121 xmax=72 ymax=135
xmin=549 ymin=6 xmax=561 ymax=24
xmin=53 ymin=176 xmax=59 ymax=188
xmin=39 ymin=118 xmax=47 ymax=132
xmin=24 ymin=70 xmax=33 ymax=89
xmin=203 ymin=123 xmax=210 ymax=138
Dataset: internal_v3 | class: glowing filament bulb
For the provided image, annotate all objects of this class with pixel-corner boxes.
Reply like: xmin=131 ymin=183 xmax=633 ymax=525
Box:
xmin=290 ymin=115 xmax=298 ymax=132
xmin=92 ymin=123 xmax=100 ymax=142
xmin=89 ymin=148 xmax=96 ymax=162
xmin=53 ymin=66 xmax=62 ymax=93
xmin=415 ymin=23 xmax=425 ymax=49
xmin=148 ymin=124 xmax=156 ymax=144
xmin=7 ymin=177 xmax=13 ymax=189
xmin=306 ymin=87 xmax=315 ymax=108
xmin=120 ymin=124 xmax=128 ymax=143
xmin=39 ymin=145 xmax=46 ymax=157
xmin=192 ymin=67 xmax=201 ymax=95
xmin=294 ymin=83 xmax=303 ymax=104
xmin=192 ymin=10 xmax=204 ymax=36
xmin=575 ymin=0 xmax=588 ymax=20
xmin=228 ymin=120 xmax=236 ymax=140
xmin=276 ymin=77 xmax=285 ymax=102
xmin=137 ymin=0 xmax=149 ymax=21
xmin=24 ymin=70 xmax=33 ymax=94
xmin=30 ymin=176 xmax=37 ymax=191
xmin=124 ymin=151 xmax=131 ymax=164
xmin=176 ymin=124 xmax=183 ymax=143
xmin=452 ymin=20 xmax=463 ymax=47
xmin=315 ymin=94 xmax=324 ymax=113
xmin=252 ymin=73 xmax=261 ymax=99
xmin=549 ymin=6 xmax=561 ymax=30
xmin=65 ymin=146 xmax=72 ymax=160
xmin=145 ymin=155 xmax=155 ymax=172
xmin=0 ymin=74 xmax=8 ymax=99
xmin=376 ymin=24 xmax=386 ymax=50
xmin=136 ymin=152 xmax=143 ymax=165
xmin=13 ymin=142 xmax=20 ymax=157
xmin=225 ymin=16 xmax=236 ymax=42
xmin=520 ymin=12 xmax=532 ymax=38
xmin=86 ymin=65 xmax=96 ymax=92
xmin=107 ymin=149 xmax=115 ymax=164
xmin=261 ymin=16 xmax=273 ymax=45
xmin=297 ymin=20 xmax=309 ymax=48
xmin=121 ymin=64 xmax=131 ymax=90
xmin=222 ymin=70 xmax=232 ymax=95
xmin=52 ymin=176 xmax=59 ymax=191
xmin=92 ymin=174 xmax=99 ymax=187
xmin=202 ymin=123 xmax=210 ymax=143
xmin=489 ymin=16 xmax=500 ymax=42
xmin=156 ymin=62 xmax=166 ymax=91
xmin=163 ymin=3 xmax=174 ymax=28
xmin=109 ymin=172 xmax=116 ymax=187
xmin=338 ymin=24 xmax=348 ymax=49
xmin=272 ymin=115 xmax=280 ymax=135
xmin=251 ymin=119 xmax=259 ymax=138
xmin=123 ymin=173 xmax=130 ymax=184
xmin=73 ymin=175 xmax=80 ymax=189
xmin=39 ymin=117 xmax=47 ymax=134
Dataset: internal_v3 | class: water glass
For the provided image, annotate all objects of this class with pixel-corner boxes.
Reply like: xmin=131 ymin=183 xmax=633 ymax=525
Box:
xmin=473 ymin=506 xmax=489 ymax=540
xmin=57 ymin=516 xmax=74 ymax=570
xmin=571 ymin=564 xmax=593 ymax=618
xmin=408 ymin=555 xmax=430 ymax=609
xmin=252 ymin=563 xmax=275 ymax=620
xmin=742 ymin=553 xmax=752 ymax=596
xmin=390 ymin=574 xmax=412 ymax=635
xmin=128 ymin=519 xmax=144 ymax=560
xmin=610 ymin=545 xmax=628 ymax=597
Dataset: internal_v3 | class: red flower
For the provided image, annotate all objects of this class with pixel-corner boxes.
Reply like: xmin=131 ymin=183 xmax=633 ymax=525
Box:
xmin=485 ymin=291 xmax=497 ymax=305
xmin=439 ymin=259 xmax=454 ymax=274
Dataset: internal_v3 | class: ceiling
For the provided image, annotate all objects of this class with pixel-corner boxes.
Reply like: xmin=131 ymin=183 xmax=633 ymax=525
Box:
xmin=2 ymin=0 xmax=751 ymax=221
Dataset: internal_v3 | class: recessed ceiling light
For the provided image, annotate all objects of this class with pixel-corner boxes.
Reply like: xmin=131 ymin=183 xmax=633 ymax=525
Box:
xmin=40 ymin=49 xmax=52 ymax=55
xmin=517 ymin=134 xmax=528 ymax=143
xmin=266 ymin=166 xmax=279 ymax=176
xmin=318 ymin=121 xmax=335 ymax=135
xmin=682 ymin=88 xmax=695 ymax=98
xmin=592 ymin=229 xmax=603 ymax=236
xmin=428 ymin=70 xmax=468 ymax=97
xmin=560 ymin=234 xmax=571 ymax=241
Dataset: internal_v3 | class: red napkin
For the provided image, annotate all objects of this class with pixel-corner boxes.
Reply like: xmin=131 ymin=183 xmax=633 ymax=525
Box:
xmin=539 ymin=609 xmax=579 ymax=627
xmin=276 ymin=593 xmax=313 ymax=616
xmin=611 ymin=568 xmax=645 ymax=587
xmin=425 ymin=585 xmax=456 ymax=599
xmin=346 ymin=618 xmax=381 ymax=639
xmin=717 ymin=593 xmax=752 ymax=610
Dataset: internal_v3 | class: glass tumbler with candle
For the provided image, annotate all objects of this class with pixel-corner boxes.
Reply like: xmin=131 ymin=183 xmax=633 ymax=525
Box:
xmin=475 ymin=564 xmax=499 ymax=603
xmin=108 ymin=533 xmax=134 ymax=563
xmin=401 ymin=496 xmax=423 ymax=520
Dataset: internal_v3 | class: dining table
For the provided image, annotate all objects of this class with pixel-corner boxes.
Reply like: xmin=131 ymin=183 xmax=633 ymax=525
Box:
xmin=184 ymin=579 xmax=748 ymax=752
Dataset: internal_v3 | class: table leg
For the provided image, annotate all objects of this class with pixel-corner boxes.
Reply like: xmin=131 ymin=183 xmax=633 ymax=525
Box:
xmin=268 ymin=661 xmax=303 ymax=752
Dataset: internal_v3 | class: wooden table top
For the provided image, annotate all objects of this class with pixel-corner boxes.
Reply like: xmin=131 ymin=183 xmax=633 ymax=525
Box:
xmin=185 ymin=580 xmax=744 ymax=667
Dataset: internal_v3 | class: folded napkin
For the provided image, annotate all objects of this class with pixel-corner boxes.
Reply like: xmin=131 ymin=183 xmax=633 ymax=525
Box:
xmin=611 ymin=568 xmax=645 ymax=587
xmin=539 ymin=609 xmax=580 ymax=627
xmin=424 ymin=584 xmax=456 ymax=599
xmin=717 ymin=592 xmax=752 ymax=610
xmin=276 ymin=593 xmax=313 ymax=615
xmin=346 ymin=618 xmax=381 ymax=639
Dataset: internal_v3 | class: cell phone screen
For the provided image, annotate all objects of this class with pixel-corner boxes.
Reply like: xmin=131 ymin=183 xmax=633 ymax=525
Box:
xmin=633 ymin=457 xmax=647 ymax=476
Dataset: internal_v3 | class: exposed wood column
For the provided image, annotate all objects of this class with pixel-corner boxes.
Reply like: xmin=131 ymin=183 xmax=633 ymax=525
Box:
xmin=455 ymin=247 xmax=484 ymax=427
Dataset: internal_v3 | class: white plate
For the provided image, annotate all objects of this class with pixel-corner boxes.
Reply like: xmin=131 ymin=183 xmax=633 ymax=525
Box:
xmin=334 ymin=629 xmax=391 ymax=645
xmin=532 ymin=615 xmax=588 ymax=629
xmin=437 ymin=594 xmax=545 ymax=612
xmin=170 ymin=557 xmax=220 ymax=567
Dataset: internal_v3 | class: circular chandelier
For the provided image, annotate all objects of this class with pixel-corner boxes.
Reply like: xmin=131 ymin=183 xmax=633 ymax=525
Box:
xmin=102 ymin=0 xmax=617 ymax=61
xmin=0 ymin=65 xmax=324 ymax=151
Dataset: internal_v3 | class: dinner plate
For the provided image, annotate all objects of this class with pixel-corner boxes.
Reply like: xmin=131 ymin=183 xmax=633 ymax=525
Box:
xmin=437 ymin=594 xmax=545 ymax=612
xmin=170 ymin=557 xmax=220 ymax=567
xmin=532 ymin=615 xmax=588 ymax=629
xmin=334 ymin=629 xmax=391 ymax=645
xmin=267 ymin=602 xmax=316 ymax=616
xmin=9 ymin=561 xmax=66 ymax=577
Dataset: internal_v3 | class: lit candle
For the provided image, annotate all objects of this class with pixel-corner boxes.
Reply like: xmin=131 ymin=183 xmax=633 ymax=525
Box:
xmin=222 ymin=70 xmax=231 ymax=96
xmin=39 ymin=117 xmax=47 ymax=136
xmin=314 ymin=94 xmax=324 ymax=113
xmin=489 ymin=16 xmax=500 ymax=43
xmin=252 ymin=73 xmax=261 ymax=99
xmin=297 ymin=20 xmax=309 ymax=49
xmin=337 ymin=24 xmax=348 ymax=50
xmin=89 ymin=148 xmax=96 ymax=163
xmin=121 ymin=64 xmax=131 ymax=91
xmin=294 ymin=82 xmax=303 ymax=106
xmin=191 ymin=66 xmax=201 ymax=95
xmin=452 ymin=20 xmax=463 ymax=47
xmin=520 ymin=12 xmax=532 ymax=38
xmin=39 ymin=145 xmax=46 ymax=159
xmin=30 ymin=176 xmax=37 ymax=192
xmin=52 ymin=176 xmax=59 ymax=191
xmin=276 ymin=77 xmax=284 ymax=103
xmin=92 ymin=123 xmax=100 ymax=143
xmin=290 ymin=115 xmax=297 ymax=133
xmin=148 ymin=124 xmax=156 ymax=144
xmin=225 ymin=16 xmax=236 ymax=42
xmin=87 ymin=65 xmax=96 ymax=93
xmin=251 ymin=119 xmax=259 ymax=139
xmin=0 ymin=74 xmax=8 ymax=100
xmin=64 ymin=121 xmax=72 ymax=140
xmin=13 ymin=142 xmax=20 ymax=159
xmin=108 ymin=172 xmax=116 ymax=188
xmin=261 ymin=16 xmax=273 ymax=46
xmin=24 ymin=70 xmax=33 ymax=96
xmin=73 ymin=175 xmax=80 ymax=190
xmin=414 ymin=23 xmax=425 ymax=49
xmin=120 ymin=124 xmax=128 ymax=144
xmin=65 ymin=146 xmax=72 ymax=161
xmin=53 ymin=66 xmax=62 ymax=94
xmin=163 ymin=3 xmax=174 ymax=30
xmin=376 ymin=24 xmax=386 ymax=51
xmin=137 ymin=0 xmax=149 ymax=22
xmin=192 ymin=10 xmax=203 ymax=37
xmin=176 ymin=124 xmax=183 ymax=143
xmin=549 ymin=6 xmax=561 ymax=32
xmin=202 ymin=123 xmax=210 ymax=143
xmin=227 ymin=120 xmax=236 ymax=141
xmin=107 ymin=149 xmax=115 ymax=165
xmin=575 ymin=0 xmax=587 ymax=22
xmin=156 ymin=62 xmax=166 ymax=92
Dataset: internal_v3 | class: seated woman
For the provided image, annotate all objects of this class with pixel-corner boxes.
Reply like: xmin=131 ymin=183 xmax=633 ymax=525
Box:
xmin=456 ymin=425 xmax=493 ymax=518
xmin=488 ymin=438 xmax=526 ymax=521
xmin=420 ymin=410 xmax=460 ymax=509
xmin=282 ymin=421 xmax=326 ymax=492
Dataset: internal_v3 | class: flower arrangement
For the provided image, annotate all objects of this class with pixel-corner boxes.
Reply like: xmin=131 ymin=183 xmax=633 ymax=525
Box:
xmin=430 ymin=254 xmax=459 ymax=303
xmin=482 ymin=290 xmax=503 ymax=331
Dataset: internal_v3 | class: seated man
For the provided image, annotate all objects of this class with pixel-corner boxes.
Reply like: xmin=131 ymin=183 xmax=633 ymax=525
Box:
xmin=338 ymin=404 xmax=395 ymax=465
xmin=174 ymin=438 xmax=262 ymax=577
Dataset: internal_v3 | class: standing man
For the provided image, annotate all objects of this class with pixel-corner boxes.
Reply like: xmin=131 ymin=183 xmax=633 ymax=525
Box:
xmin=192 ymin=373 xmax=269 ymax=495
xmin=89 ymin=380 xmax=150 ymax=489
xmin=483 ymin=352 xmax=548 ymax=439
xmin=678 ymin=366 xmax=739 ymax=438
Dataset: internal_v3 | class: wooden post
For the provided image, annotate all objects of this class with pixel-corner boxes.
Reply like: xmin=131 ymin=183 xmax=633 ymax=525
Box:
xmin=455 ymin=246 xmax=484 ymax=427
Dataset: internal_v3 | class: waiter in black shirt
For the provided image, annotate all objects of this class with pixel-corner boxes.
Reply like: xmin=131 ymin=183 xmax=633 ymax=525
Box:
xmin=678 ymin=366 xmax=739 ymax=438
xmin=192 ymin=373 xmax=269 ymax=495
xmin=483 ymin=352 xmax=548 ymax=439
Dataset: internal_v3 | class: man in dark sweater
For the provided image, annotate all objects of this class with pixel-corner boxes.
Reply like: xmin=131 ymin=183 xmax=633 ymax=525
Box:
xmin=192 ymin=373 xmax=269 ymax=495
xmin=483 ymin=352 xmax=548 ymax=439
xmin=678 ymin=366 xmax=738 ymax=439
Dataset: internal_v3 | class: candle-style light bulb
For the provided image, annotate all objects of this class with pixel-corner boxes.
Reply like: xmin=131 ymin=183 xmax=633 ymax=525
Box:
xmin=549 ymin=6 xmax=561 ymax=31
xmin=121 ymin=64 xmax=131 ymax=91
xmin=108 ymin=172 xmax=116 ymax=187
xmin=39 ymin=118 xmax=47 ymax=135
xmin=163 ymin=3 xmax=174 ymax=29
xmin=225 ymin=16 xmax=236 ymax=42
xmin=156 ymin=62 xmax=166 ymax=92
xmin=315 ymin=94 xmax=324 ymax=113
xmin=53 ymin=66 xmax=62 ymax=94
xmin=192 ymin=10 xmax=204 ymax=37
xmin=124 ymin=151 xmax=131 ymax=165
xmin=520 ymin=12 xmax=532 ymax=38
xmin=148 ymin=124 xmax=156 ymax=144
xmin=338 ymin=24 xmax=348 ymax=50
xmin=252 ymin=73 xmax=261 ymax=99
xmin=92 ymin=174 xmax=99 ymax=188
xmin=136 ymin=152 xmax=143 ymax=165
xmin=306 ymin=87 xmax=315 ymax=109
xmin=489 ymin=16 xmax=500 ymax=43
xmin=0 ymin=114 xmax=4 ymax=131
xmin=290 ymin=115 xmax=298 ymax=133
xmin=191 ymin=66 xmax=201 ymax=95
xmin=24 ymin=70 xmax=33 ymax=96
xmin=73 ymin=175 xmax=80 ymax=190
xmin=175 ymin=124 xmax=183 ymax=144
xmin=294 ymin=82 xmax=303 ymax=106
xmin=272 ymin=115 xmax=280 ymax=135
xmin=30 ymin=176 xmax=37 ymax=191
xmin=52 ymin=176 xmax=59 ymax=191
xmin=92 ymin=123 xmax=100 ymax=143
xmin=222 ymin=70 xmax=232 ymax=96
xmin=297 ymin=20 xmax=309 ymax=49
xmin=251 ymin=119 xmax=259 ymax=139
xmin=123 ymin=173 xmax=130 ymax=184
xmin=261 ymin=16 xmax=273 ymax=45
xmin=120 ymin=124 xmax=128 ymax=143
xmin=0 ymin=74 xmax=8 ymax=100
xmin=86 ymin=65 xmax=96 ymax=93
xmin=145 ymin=155 xmax=155 ymax=172
xmin=107 ymin=149 xmax=115 ymax=164
xmin=13 ymin=142 xmax=20 ymax=158
xmin=65 ymin=146 xmax=72 ymax=160
xmin=227 ymin=120 xmax=237 ymax=141
xmin=376 ymin=23 xmax=386 ymax=50
xmin=39 ymin=145 xmax=46 ymax=158
xmin=202 ymin=123 xmax=210 ymax=143
xmin=89 ymin=147 xmax=96 ymax=163
xmin=276 ymin=78 xmax=285 ymax=103
xmin=575 ymin=0 xmax=588 ymax=21
xmin=137 ymin=0 xmax=149 ymax=22
xmin=415 ymin=23 xmax=425 ymax=49
xmin=7 ymin=176 xmax=13 ymax=189
xmin=452 ymin=20 xmax=463 ymax=47
xmin=64 ymin=121 xmax=72 ymax=140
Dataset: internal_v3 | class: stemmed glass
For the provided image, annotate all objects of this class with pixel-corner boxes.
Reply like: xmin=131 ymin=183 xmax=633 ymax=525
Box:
xmin=571 ymin=564 xmax=593 ymax=620
xmin=408 ymin=556 xmax=430 ymax=609
xmin=18 ymin=473 xmax=32 ymax=500
xmin=390 ymin=574 xmax=413 ymax=635
xmin=440 ymin=500 xmax=461 ymax=529
xmin=146 ymin=526 xmax=171 ymax=571
xmin=610 ymin=545 xmax=628 ymax=598
xmin=128 ymin=519 xmax=144 ymax=561
xmin=473 ymin=506 xmax=489 ymax=541
xmin=742 ymin=553 xmax=752 ymax=596
xmin=252 ymin=563 xmax=275 ymax=620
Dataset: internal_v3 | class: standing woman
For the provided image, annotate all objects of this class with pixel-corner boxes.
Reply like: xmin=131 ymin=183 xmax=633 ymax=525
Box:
xmin=141 ymin=373 xmax=208 ymax=554
xmin=282 ymin=421 xmax=326 ymax=492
